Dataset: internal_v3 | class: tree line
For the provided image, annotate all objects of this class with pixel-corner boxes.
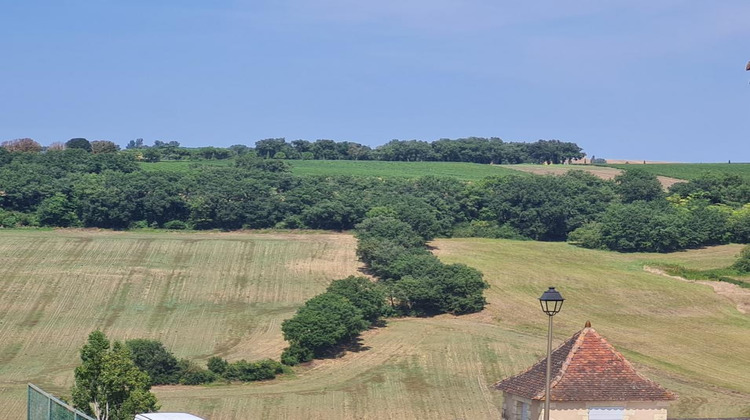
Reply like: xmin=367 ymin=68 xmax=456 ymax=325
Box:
xmin=72 ymin=331 xmax=288 ymax=419
xmin=1 ymin=148 xmax=749 ymax=253
xmin=3 ymin=136 xmax=585 ymax=164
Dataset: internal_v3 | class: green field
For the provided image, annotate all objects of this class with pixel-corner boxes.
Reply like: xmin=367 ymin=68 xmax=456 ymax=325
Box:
xmin=607 ymin=163 xmax=750 ymax=181
xmin=139 ymin=160 xmax=522 ymax=180
xmin=141 ymin=160 xmax=750 ymax=184
xmin=287 ymin=160 xmax=522 ymax=180
xmin=1 ymin=230 xmax=749 ymax=418
xmin=139 ymin=160 xmax=232 ymax=173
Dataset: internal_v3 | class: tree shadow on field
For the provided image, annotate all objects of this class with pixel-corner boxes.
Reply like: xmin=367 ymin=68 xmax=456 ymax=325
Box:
xmin=317 ymin=337 xmax=372 ymax=360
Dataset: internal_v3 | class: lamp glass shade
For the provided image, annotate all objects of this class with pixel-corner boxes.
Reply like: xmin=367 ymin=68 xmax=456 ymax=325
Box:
xmin=539 ymin=287 xmax=564 ymax=316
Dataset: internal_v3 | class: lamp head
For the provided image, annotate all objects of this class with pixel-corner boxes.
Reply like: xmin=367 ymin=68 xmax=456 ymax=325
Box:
xmin=539 ymin=287 xmax=564 ymax=316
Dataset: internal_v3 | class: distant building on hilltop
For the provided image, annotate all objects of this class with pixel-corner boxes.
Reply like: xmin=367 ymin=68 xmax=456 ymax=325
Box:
xmin=494 ymin=321 xmax=675 ymax=420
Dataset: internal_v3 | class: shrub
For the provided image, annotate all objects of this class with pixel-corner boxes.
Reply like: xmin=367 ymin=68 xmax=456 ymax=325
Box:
xmin=207 ymin=356 xmax=229 ymax=375
xmin=281 ymin=293 xmax=368 ymax=358
xmin=129 ymin=220 xmax=149 ymax=229
xmin=281 ymin=343 xmax=314 ymax=366
xmin=163 ymin=220 xmax=189 ymax=230
xmin=225 ymin=359 xmax=283 ymax=381
xmin=567 ymin=222 xmax=604 ymax=249
xmin=733 ymin=245 xmax=750 ymax=273
xmin=125 ymin=339 xmax=181 ymax=385
xmin=452 ymin=221 xmax=525 ymax=240
xmin=37 ymin=193 xmax=79 ymax=227
xmin=177 ymin=359 xmax=216 ymax=385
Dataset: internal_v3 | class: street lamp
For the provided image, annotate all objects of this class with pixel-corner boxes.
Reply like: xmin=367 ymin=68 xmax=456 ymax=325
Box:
xmin=539 ymin=287 xmax=564 ymax=420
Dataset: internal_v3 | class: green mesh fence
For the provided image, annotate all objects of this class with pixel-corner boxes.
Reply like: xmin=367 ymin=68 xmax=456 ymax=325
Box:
xmin=27 ymin=384 xmax=95 ymax=420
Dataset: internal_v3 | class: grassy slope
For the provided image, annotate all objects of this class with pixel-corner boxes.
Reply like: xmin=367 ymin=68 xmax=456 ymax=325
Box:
xmin=1 ymin=231 xmax=749 ymax=418
xmin=607 ymin=163 xmax=750 ymax=181
xmin=0 ymin=230 xmax=361 ymax=416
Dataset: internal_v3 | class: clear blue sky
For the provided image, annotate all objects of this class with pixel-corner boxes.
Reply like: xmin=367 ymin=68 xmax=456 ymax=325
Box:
xmin=1 ymin=1 xmax=748 ymax=162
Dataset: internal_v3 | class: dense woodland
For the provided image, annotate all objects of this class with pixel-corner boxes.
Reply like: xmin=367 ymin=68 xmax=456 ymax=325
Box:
xmin=1 ymin=141 xmax=749 ymax=253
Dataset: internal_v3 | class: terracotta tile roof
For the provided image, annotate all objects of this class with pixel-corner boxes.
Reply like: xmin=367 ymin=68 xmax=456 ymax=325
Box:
xmin=494 ymin=322 xmax=676 ymax=401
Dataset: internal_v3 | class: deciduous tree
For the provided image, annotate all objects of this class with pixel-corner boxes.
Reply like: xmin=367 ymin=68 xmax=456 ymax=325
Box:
xmin=72 ymin=331 xmax=158 ymax=420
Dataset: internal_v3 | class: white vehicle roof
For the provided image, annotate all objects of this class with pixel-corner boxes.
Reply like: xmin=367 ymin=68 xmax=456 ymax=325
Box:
xmin=135 ymin=414 xmax=206 ymax=420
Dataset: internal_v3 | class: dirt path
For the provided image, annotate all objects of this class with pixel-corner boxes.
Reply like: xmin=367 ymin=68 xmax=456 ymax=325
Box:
xmin=644 ymin=266 xmax=750 ymax=314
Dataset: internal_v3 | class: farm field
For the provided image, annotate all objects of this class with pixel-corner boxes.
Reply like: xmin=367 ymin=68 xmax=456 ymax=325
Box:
xmin=139 ymin=159 xmax=739 ymax=189
xmin=503 ymin=164 xmax=685 ymax=189
xmin=139 ymin=160 xmax=232 ymax=173
xmin=607 ymin=163 xmax=750 ymax=181
xmin=0 ymin=230 xmax=361 ymax=417
xmin=287 ymin=160 xmax=522 ymax=180
xmin=139 ymin=159 xmax=523 ymax=180
xmin=1 ymin=231 xmax=749 ymax=418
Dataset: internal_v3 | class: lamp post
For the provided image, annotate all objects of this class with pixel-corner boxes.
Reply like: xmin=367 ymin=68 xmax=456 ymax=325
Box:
xmin=539 ymin=287 xmax=564 ymax=420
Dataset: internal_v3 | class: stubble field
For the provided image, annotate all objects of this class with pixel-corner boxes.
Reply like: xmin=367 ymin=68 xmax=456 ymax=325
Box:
xmin=1 ymin=230 xmax=749 ymax=419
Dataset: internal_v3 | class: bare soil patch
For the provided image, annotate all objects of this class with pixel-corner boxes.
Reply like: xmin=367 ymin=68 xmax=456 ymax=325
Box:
xmin=503 ymin=164 xmax=684 ymax=189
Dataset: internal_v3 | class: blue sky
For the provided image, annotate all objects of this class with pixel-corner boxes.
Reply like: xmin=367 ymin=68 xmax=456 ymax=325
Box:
xmin=1 ymin=1 xmax=748 ymax=162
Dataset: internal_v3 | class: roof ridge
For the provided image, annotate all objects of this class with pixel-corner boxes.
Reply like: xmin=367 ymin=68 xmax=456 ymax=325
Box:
xmin=494 ymin=323 xmax=675 ymax=402
xmin=530 ymin=328 xmax=584 ymax=400
xmin=548 ymin=327 xmax=589 ymax=390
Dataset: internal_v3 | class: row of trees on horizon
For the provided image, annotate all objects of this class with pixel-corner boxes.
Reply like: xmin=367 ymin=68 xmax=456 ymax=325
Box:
xmin=1 ymin=136 xmax=587 ymax=165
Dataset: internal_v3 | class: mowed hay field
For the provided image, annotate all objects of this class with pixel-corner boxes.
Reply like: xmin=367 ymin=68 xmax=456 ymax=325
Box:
xmin=0 ymin=230 xmax=360 ymax=417
xmin=1 ymin=231 xmax=750 ymax=418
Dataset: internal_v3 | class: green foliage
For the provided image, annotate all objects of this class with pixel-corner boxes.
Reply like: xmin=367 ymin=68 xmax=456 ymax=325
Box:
xmin=393 ymin=264 xmax=488 ymax=315
xmin=452 ymin=220 xmax=526 ymax=240
xmin=177 ymin=359 xmax=217 ymax=385
xmin=142 ymin=148 xmax=161 ymax=162
xmin=669 ymin=172 xmax=750 ymax=206
xmin=281 ymin=293 xmax=369 ymax=358
xmin=326 ymin=276 xmax=387 ymax=323
xmin=567 ymin=222 xmax=604 ymax=249
xmin=66 ymin=138 xmax=92 ymax=152
xmin=91 ymin=140 xmax=120 ymax=154
xmin=355 ymin=216 xmax=425 ymax=249
xmin=728 ymin=205 xmax=750 ymax=243
xmin=301 ymin=199 xmax=357 ymax=230
xmin=0 ymin=208 xmax=37 ymax=227
xmin=235 ymin=154 xmax=290 ymax=172
xmin=614 ymin=168 xmax=664 ymax=203
xmin=598 ymin=201 xmax=689 ymax=252
xmin=125 ymin=339 xmax=181 ymax=385
xmin=72 ymin=331 xmax=159 ymax=420
xmin=163 ymin=220 xmax=189 ymax=230
xmin=224 ymin=359 xmax=284 ymax=382
xmin=0 ymin=146 xmax=11 ymax=165
xmin=37 ymin=193 xmax=79 ymax=227
xmin=207 ymin=356 xmax=229 ymax=375
xmin=733 ymin=245 xmax=750 ymax=273
xmin=280 ymin=343 xmax=314 ymax=366
xmin=473 ymin=171 xmax=616 ymax=241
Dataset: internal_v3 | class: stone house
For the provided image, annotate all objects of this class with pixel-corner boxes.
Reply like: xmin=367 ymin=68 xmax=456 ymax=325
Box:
xmin=494 ymin=322 xmax=675 ymax=420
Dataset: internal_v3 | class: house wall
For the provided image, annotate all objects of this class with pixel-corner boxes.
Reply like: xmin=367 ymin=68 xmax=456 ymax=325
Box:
xmin=547 ymin=401 xmax=670 ymax=420
xmin=502 ymin=392 xmax=542 ymax=420
xmin=501 ymin=393 xmax=669 ymax=420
